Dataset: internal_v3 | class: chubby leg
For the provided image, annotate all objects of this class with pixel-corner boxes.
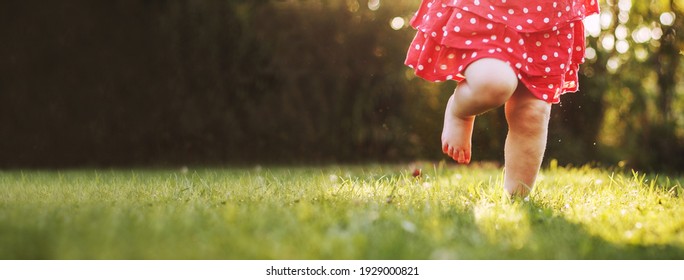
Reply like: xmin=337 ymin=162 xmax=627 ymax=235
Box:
xmin=503 ymin=86 xmax=552 ymax=197
xmin=442 ymin=58 xmax=518 ymax=163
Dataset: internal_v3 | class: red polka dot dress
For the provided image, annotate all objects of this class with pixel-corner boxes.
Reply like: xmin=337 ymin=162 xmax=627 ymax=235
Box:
xmin=405 ymin=0 xmax=599 ymax=103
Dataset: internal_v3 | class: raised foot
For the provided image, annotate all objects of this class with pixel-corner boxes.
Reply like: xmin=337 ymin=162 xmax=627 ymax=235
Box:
xmin=441 ymin=95 xmax=475 ymax=164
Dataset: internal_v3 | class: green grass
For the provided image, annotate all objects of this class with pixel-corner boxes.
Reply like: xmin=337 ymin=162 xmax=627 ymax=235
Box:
xmin=1 ymin=162 xmax=683 ymax=259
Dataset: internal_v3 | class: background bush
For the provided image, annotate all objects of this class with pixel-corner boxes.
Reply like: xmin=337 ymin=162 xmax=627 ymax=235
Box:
xmin=1 ymin=0 xmax=682 ymax=172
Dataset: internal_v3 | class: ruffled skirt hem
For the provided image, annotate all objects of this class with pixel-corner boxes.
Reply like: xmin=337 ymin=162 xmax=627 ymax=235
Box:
xmin=404 ymin=0 xmax=598 ymax=103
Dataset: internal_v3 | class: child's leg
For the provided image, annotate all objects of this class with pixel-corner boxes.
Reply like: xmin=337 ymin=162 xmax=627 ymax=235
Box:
xmin=442 ymin=58 xmax=518 ymax=163
xmin=503 ymin=86 xmax=552 ymax=197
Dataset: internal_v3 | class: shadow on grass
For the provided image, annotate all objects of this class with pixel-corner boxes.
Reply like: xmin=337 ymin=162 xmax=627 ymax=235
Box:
xmin=350 ymin=200 xmax=684 ymax=260
xmin=507 ymin=201 xmax=684 ymax=260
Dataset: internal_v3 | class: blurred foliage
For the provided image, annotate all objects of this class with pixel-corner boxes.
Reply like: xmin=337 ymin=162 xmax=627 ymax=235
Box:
xmin=0 ymin=0 xmax=682 ymax=171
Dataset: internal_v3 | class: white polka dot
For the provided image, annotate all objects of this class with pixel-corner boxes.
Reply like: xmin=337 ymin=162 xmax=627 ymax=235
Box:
xmin=408 ymin=64 xmax=414 ymax=68
xmin=448 ymin=53 xmax=455 ymax=59
xmin=527 ymin=57 xmax=533 ymax=63
xmin=576 ymin=46 xmax=582 ymax=51
xmin=440 ymin=64 xmax=447 ymax=70
xmin=508 ymin=9 xmax=514 ymax=14
xmin=462 ymin=54 xmax=467 ymax=59
xmin=456 ymin=13 xmax=462 ymax=19
xmin=486 ymin=23 xmax=493 ymax=29
xmin=487 ymin=14 xmax=494 ymax=19
xmin=554 ymin=52 xmax=559 ymax=57
xmin=523 ymin=7 xmax=529 ymax=13
xmin=428 ymin=58 xmax=432 ymax=63
xmin=470 ymin=18 xmax=477 ymax=24
xmin=566 ymin=6 xmax=571 ymax=11
xmin=536 ymin=41 xmax=542 ymax=47
xmin=458 ymin=65 xmax=464 ymax=71
xmin=437 ymin=12 xmax=443 ymax=17
xmin=471 ymin=52 xmax=478 ymax=58
xmin=436 ymin=46 xmax=441 ymax=51
xmin=537 ymin=5 xmax=542 ymax=11
xmin=544 ymin=18 xmax=550 ymax=23
xmin=523 ymin=53 xmax=528 ymax=59
xmin=465 ymin=40 xmax=472 ymax=45
xmin=560 ymin=63 xmax=566 ymax=69
xmin=415 ymin=44 xmax=421 ymax=50
xmin=547 ymin=84 xmax=553 ymax=89
xmin=504 ymin=37 xmax=511 ymax=43
xmin=488 ymin=49 xmax=496 ymax=53
xmin=482 ymin=38 xmax=490 ymax=43
xmin=502 ymin=15 xmax=508 ymax=21
xmin=507 ymin=47 xmax=513 ymax=52
xmin=553 ymin=2 xmax=558 ymax=8
xmin=474 ymin=0 xmax=480 ymax=5
xmin=520 ymin=39 xmax=525 ymax=45
xmin=515 ymin=63 xmax=522 ymax=69
xmin=431 ymin=32 xmax=437 ymax=37
xmin=418 ymin=65 xmax=424 ymax=70
xmin=447 ymin=75 xmax=454 ymax=80
xmin=545 ymin=67 xmax=551 ymax=73
xmin=544 ymin=33 xmax=550 ymax=39
xmin=542 ymin=55 xmax=548 ymax=60
xmin=527 ymin=19 xmax=533 ymax=24
xmin=543 ymin=94 xmax=549 ymax=99
xmin=454 ymin=26 xmax=461 ymax=32
xmin=516 ymin=25 xmax=523 ymax=30
xmin=491 ymin=35 xmax=497 ymax=40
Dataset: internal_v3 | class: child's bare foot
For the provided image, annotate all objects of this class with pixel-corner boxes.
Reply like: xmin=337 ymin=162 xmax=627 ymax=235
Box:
xmin=441 ymin=94 xmax=475 ymax=164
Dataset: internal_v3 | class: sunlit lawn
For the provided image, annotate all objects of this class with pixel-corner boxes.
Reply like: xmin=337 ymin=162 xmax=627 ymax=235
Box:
xmin=1 ymin=162 xmax=683 ymax=259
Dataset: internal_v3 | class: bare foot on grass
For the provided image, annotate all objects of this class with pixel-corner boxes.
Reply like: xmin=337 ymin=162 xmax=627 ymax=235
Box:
xmin=441 ymin=94 xmax=475 ymax=164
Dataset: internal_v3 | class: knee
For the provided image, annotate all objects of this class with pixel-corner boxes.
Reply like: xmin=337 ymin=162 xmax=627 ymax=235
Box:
xmin=508 ymin=101 xmax=551 ymax=135
xmin=466 ymin=59 xmax=518 ymax=106
xmin=473 ymin=77 xmax=518 ymax=106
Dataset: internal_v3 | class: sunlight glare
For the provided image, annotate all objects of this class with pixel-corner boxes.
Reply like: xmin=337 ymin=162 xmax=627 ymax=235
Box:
xmin=651 ymin=27 xmax=663 ymax=40
xmin=600 ymin=11 xmax=613 ymax=30
xmin=390 ymin=17 xmax=405 ymax=30
xmin=634 ymin=46 xmax=648 ymax=61
xmin=618 ymin=0 xmax=632 ymax=12
xmin=632 ymin=26 xmax=652 ymax=43
xmin=660 ymin=12 xmax=675 ymax=26
xmin=607 ymin=56 xmax=620 ymax=73
xmin=616 ymin=40 xmax=629 ymax=54
xmin=618 ymin=11 xmax=629 ymax=24
xmin=585 ymin=47 xmax=597 ymax=60
xmin=583 ymin=14 xmax=601 ymax=37
xmin=601 ymin=34 xmax=615 ymax=50
xmin=615 ymin=25 xmax=628 ymax=40
xmin=368 ymin=0 xmax=380 ymax=11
